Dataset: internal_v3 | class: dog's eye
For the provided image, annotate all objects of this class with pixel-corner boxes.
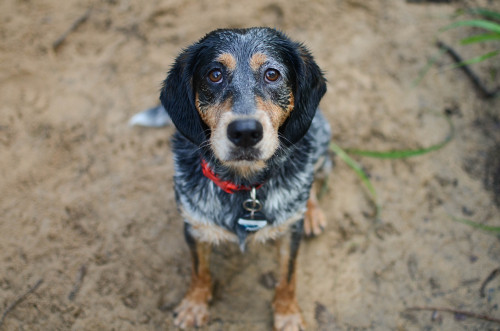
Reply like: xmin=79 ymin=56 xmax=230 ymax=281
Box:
xmin=264 ymin=68 xmax=280 ymax=82
xmin=208 ymin=69 xmax=223 ymax=83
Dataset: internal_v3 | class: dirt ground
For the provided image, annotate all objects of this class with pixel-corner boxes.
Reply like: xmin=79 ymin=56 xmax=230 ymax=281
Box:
xmin=1 ymin=0 xmax=500 ymax=330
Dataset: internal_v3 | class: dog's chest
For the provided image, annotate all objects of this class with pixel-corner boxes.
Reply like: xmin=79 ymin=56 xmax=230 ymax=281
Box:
xmin=174 ymin=162 xmax=313 ymax=234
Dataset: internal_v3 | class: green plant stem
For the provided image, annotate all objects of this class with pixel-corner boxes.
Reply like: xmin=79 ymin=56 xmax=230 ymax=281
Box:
xmin=329 ymin=142 xmax=381 ymax=219
xmin=451 ymin=216 xmax=500 ymax=233
xmin=346 ymin=115 xmax=454 ymax=159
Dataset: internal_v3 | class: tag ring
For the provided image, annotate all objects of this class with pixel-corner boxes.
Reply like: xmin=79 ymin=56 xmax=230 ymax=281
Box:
xmin=243 ymin=199 xmax=262 ymax=212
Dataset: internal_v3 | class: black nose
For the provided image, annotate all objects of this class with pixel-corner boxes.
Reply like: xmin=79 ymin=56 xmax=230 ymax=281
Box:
xmin=227 ymin=119 xmax=263 ymax=148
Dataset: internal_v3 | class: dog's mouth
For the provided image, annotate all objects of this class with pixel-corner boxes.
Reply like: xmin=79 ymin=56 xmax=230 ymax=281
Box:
xmin=223 ymin=147 xmax=268 ymax=176
xmin=228 ymin=148 xmax=261 ymax=162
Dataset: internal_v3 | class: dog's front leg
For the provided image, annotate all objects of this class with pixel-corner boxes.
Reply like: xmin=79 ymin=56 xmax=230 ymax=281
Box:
xmin=272 ymin=219 xmax=306 ymax=331
xmin=174 ymin=223 xmax=212 ymax=328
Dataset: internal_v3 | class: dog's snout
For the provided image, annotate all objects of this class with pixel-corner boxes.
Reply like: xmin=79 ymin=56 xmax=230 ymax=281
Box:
xmin=227 ymin=119 xmax=263 ymax=147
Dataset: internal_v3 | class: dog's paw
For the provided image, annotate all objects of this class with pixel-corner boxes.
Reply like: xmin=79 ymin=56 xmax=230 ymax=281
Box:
xmin=173 ymin=297 xmax=209 ymax=329
xmin=273 ymin=312 xmax=306 ymax=331
xmin=273 ymin=296 xmax=305 ymax=331
xmin=304 ymin=200 xmax=326 ymax=237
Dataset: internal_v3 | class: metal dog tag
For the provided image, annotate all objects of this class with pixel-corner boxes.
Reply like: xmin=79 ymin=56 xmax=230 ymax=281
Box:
xmin=238 ymin=211 xmax=268 ymax=232
xmin=238 ymin=187 xmax=268 ymax=232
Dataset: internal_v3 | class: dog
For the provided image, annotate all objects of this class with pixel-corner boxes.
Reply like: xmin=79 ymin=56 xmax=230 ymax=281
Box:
xmin=156 ymin=27 xmax=331 ymax=330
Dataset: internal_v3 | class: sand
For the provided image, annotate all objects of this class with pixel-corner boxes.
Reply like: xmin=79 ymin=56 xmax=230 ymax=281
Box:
xmin=1 ymin=0 xmax=499 ymax=330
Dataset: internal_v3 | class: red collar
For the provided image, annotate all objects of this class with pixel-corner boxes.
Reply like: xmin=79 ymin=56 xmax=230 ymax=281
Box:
xmin=201 ymin=159 xmax=263 ymax=194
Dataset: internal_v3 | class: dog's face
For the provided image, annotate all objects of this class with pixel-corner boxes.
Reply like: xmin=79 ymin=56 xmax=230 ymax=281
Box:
xmin=192 ymin=33 xmax=298 ymax=172
xmin=161 ymin=28 xmax=326 ymax=174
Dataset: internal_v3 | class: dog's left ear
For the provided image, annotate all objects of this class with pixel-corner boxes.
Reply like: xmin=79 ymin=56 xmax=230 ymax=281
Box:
xmin=160 ymin=46 xmax=206 ymax=146
xmin=280 ymin=45 xmax=326 ymax=145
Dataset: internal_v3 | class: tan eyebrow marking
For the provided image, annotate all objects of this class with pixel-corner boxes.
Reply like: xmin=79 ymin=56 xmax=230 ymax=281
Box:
xmin=250 ymin=52 xmax=268 ymax=71
xmin=216 ymin=53 xmax=237 ymax=71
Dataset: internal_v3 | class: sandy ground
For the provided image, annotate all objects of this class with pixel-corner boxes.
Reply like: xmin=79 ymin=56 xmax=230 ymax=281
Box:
xmin=1 ymin=0 xmax=500 ymax=330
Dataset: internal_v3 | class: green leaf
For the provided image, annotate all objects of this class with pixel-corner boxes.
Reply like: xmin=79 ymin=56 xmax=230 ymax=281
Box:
xmin=346 ymin=115 xmax=454 ymax=159
xmin=460 ymin=33 xmax=500 ymax=45
xmin=469 ymin=8 xmax=500 ymax=22
xmin=451 ymin=50 xmax=500 ymax=68
xmin=452 ymin=216 xmax=500 ymax=233
xmin=413 ymin=47 xmax=448 ymax=87
xmin=329 ymin=142 xmax=381 ymax=218
xmin=441 ymin=19 xmax=500 ymax=34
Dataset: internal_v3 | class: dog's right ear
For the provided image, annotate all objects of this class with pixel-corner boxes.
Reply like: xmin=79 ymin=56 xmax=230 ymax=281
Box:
xmin=160 ymin=47 xmax=206 ymax=145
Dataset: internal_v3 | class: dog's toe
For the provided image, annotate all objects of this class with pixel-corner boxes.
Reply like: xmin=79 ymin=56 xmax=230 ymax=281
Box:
xmin=273 ymin=296 xmax=306 ymax=331
xmin=173 ymin=298 xmax=209 ymax=329
xmin=273 ymin=312 xmax=306 ymax=331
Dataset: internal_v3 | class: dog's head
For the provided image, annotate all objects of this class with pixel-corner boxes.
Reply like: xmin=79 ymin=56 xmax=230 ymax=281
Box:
xmin=160 ymin=28 xmax=326 ymax=174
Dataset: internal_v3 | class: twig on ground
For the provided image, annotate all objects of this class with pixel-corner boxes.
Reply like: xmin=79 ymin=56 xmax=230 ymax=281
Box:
xmin=68 ymin=265 xmax=87 ymax=301
xmin=480 ymin=267 xmax=500 ymax=298
xmin=436 ymin=41 xmax=499 ymax=99
xmin=52 ymin=8 xmax=92 ymax=51
xmin=406 ymin=306 xmax=500 ymax=324
xmin=0 ymin=279 xmax=44 ymax=329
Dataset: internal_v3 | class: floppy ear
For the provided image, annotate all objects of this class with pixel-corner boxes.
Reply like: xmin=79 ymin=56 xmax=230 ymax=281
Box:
xmin=160 ymin=47 xmax=206 ymax=146
xmin=280 ymin=45 xmax=326 ymax=146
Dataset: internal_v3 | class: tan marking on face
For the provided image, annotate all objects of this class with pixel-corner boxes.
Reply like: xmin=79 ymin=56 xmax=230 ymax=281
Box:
xmin=256 ymin=96 xmax=293 ymax=129
xmin=287 ymin=93 xmax=294 ymax=113
xmin=250 ymin=52 xmax=268 ymax=71
xmin=216 ymin=53 xmax=237 ymax=71
xmin=195 ymin=94 xmax=232 ymax=129
xmin=210 ymin=111 xmax=237 ymax=162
